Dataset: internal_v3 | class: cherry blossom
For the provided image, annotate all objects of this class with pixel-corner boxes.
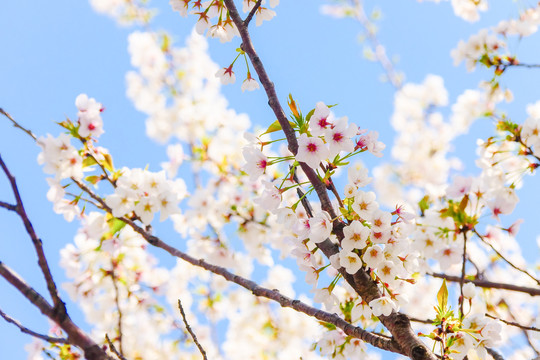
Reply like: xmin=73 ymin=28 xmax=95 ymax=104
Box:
xmin=369 ymin=296 xmax=398 ymax=317
xmin=296 ymin=133 xmax=330 ymax=169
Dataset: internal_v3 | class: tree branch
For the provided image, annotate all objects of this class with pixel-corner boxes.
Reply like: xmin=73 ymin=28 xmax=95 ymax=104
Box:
xmin=484 ymin=313 xmax=539 ymax=332
xmin=178 ymin=299 xmax=208 ymax=360
xmin=105 ymin=334 xmax=127 ymax=360
xmin=0 ymin=154 xmax=67 ymax=317
xmin=429 ymin=273 xmax=540 ymax=296
xmin=474 ymin=229 xmax=540 ymax=286
xmin=109 ymin=261 xmax=124 ymax=357
xmin=0 ymin=262 xmax=113 ymax=360
xmin=243 ymin=0 xmax=262 ymax=27
xmin=0 ymin=108 xmax=37 ymax=141
xmin=0 ymin=307 xmax=68 ymax=344
xmin=222 ymin=1 xmax=436 ymax=358
xmin=70 ymin=178 xmax=405 ymax=355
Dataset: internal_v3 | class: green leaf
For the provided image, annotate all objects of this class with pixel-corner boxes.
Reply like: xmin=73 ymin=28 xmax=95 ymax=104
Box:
xmin=102 ymin=217 xmax=126 ymax=240
xmin=85 ymin=175 xmax=101 ymax=185
xmin=102 ymin=153 xmax=114 ymax=172
xmin=261 ymin=119 xmax=282 ymax=135
xmin=418 ymin=195 xmax=431 ymax=214
xmin=305 ymin=108 xmax=315 ymax=124
xmin=82 ymin=156 xmax=97 ymax=168
xmin=437 ymin=280 xmax=448 ymax=312
xmin=458 ymin=195 xmax=469 ymax=212
xmin=319 ymin=322 xmax=337 ymax=331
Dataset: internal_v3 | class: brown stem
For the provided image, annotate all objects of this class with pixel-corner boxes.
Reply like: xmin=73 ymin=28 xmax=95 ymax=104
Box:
xmin=105 ymin=334 xmax=127 ymax=360
xmin=474 ymin=229 xmax=540 ymax=285
xmin=0 ymin=108 xmax=37 ymax=141
xmin=178 ymin=299 xmax=208 ymax=360
xmin=429 ymin=273 xmax=540 ymax=296
xmin=0 ymin=262 xmax=113 ymax=360
xmin=459 ymin=232 xmax=468 ymax=318
xmin=0 ymin=155 xmax=67 ymax=317
xmin=71 ymin=177 xmax=404 ymax=354
xmin=222 ymin=1 xmax=435 ymax=358
xmin=484 ymin=313 xmax=539 ymax=332
xmin=0 ymin=307 xmax=68 ymax=344
xmin=243 ymin=0 xmax=262 ymax=27
xmin=110 ymin=261 xmax=124 ymax=357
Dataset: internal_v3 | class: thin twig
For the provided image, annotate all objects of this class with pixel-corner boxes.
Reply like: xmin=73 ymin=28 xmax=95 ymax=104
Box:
xmin=429 ymin=273 xmax=540 ymax=296
xmin=105 ymin=334 xmax=127 ymax=360
xmin=243 ymin=0 xmax=262 ymax=27
xmin=110 ymin=261 xmax=124 ymax=357
xmin=496 ymin=301 xmax=540 ymax=356
xmin=0 ymin=155 xmax=66 ymax=315
xmin=178 ymin=299 xmax=207 ymax=360
xmin=223 ymin=1 xmax=436 ymax=358
xmin=485 ymin=313 xmax=539 ymax=332
xmin=0 ymin=200 xmax=17 ymax=212
xmin=474 ymin=229 xmax=540 ymax=285
xmin=409 ymin=317 xmax=434 ymax=325
xmin=459 ymin=232 xmax=468 ymax=318
xmin=0 ymin=307 xmax=68 ymax=344
xmin=0 ymin=108 xmax=37 ymax=140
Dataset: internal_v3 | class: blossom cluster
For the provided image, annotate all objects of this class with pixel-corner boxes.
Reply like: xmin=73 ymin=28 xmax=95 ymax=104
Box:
xmin=451 ymin=3 xmax=540 ymax=72
xmin=170 ymin=0 xmax=279 ymax=41
xmin=105 ymin=168 xmax=187 ymax=224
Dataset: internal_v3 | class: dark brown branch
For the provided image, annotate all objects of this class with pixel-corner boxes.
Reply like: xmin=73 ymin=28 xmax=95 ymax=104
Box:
xmin=0 ymin=155 xmax=67 ymax=316
xmin=0 ymin=200 xmax=17 ymax=212
xmin=486 ymin=347 xmax=505 ymax=360
xmin=70 ymin=178 xmax=403 ymax=355
xmin=0 ymin=307 xmax=68 ymax=344
xmin=178 ymin=299 xmax=208 ymax=360
xmin=243 ymin=0 xmax=262 ymax=27
xmin=222 ymin=1 xmax=435 ymax=358
xmin=429 ymin=273 xmax=540 ymax=296
xmin=0 ymin=262 xmax=113 ymax=360
xmin=459 ymin=232 xmax=468 ymax=318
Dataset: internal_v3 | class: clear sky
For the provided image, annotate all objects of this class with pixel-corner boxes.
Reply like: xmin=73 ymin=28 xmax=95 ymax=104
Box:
xmin=0 ymin=1 xmax=539 ymax=359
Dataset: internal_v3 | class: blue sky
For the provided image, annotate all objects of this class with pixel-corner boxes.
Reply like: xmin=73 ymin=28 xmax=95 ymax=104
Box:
xmin=0 ymin=0 xmax=539 ymax=358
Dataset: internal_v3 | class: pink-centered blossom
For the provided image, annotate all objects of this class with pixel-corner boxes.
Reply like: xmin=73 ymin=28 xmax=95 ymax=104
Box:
xmin=296 ymin=133 xmax=329 ymax=169
xmin=215 ymin=65 xmax=236 ymax=85
xmin=324 ymin=116 xmax=357 ymax=158
xmin=309 ymin=102 xmax=332 ymax=136
xmin=446 ymin=175 xmax=473 ymax=198
xmin=242 ymin=146 xmax=268 ymax=180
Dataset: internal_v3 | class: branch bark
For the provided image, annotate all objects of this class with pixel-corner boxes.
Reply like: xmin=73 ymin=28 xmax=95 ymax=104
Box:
xmin=72 ymin=178 xmax=405 ymax=355
xmin=0 ymin=262 xmax=113 ymax=360
xmin=430 ymin=273 xmax=540 ymax=296
xmin=222 ymin=1 xmax=436 ymax=358
xmin=0 ymin=307 xmax=68 ymax=344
